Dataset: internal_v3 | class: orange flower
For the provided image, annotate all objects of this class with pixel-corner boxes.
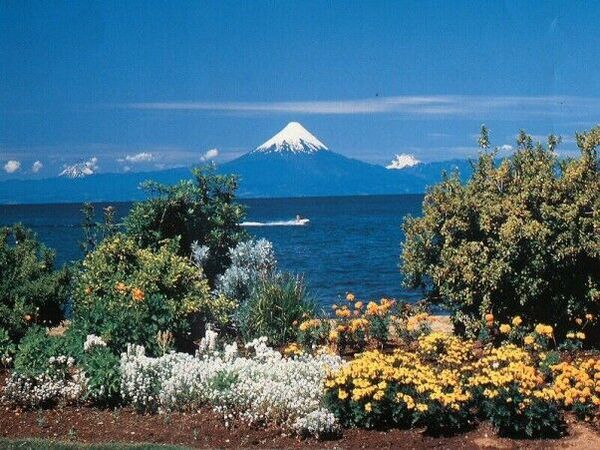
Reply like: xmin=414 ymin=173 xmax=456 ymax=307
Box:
xmin=346 ymin=293 xmax=355 ymax=302
xmin=115 ymin=282 xmax=127 ymax=294
xmin=484 ymin=313 xmax=494 ymax=322
xmin=131 ymin=287 xmax=145 ymax=302
xmin=84 ymin=286 xmax=92 ymax=295
xmin=366 ymin=301 xmax=379 ymax=316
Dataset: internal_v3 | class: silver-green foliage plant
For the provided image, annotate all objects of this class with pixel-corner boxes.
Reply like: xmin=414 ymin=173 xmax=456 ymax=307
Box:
xmin=401 ymin=126 xmax=600 ymax=337
xmin=215 ymin=238 xmax=277 ymax=304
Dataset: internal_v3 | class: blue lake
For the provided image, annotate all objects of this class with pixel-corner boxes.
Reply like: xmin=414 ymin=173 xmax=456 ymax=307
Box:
xmin=0 ymin=195 xmax=425 ymax=307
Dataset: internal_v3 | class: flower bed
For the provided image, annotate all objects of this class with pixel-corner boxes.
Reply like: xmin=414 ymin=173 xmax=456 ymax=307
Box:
xmin=2 ymin=299 xmax=600 ymax=442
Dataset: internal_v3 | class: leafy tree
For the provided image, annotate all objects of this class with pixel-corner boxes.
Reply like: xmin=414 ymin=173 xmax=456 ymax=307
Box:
xmin=401 ymin=126 xmax=600 ymax=337
xmin=0 ymin=225 xmax=70 ymax=341
xmin=124 ymin=165 xmax=247 ymax=284
xmin=80 ymin=203 xmax=118 ymax=255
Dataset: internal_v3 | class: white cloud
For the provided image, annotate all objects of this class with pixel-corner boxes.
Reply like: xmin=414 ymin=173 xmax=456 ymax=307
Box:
xmin=120 ymin=152 xmax=155 ymax=163
xmin=386 ymin=154 xmax=421 ymax=169
xmin=31 ymin=160 xmax=43 ymax=173
xmin=4 ymin=160 xmax=21 ymax=173
xmin=201 ymin=148 xmax=219 ymax=161
xmin=122 ymin=95 xmax=600 ymax=119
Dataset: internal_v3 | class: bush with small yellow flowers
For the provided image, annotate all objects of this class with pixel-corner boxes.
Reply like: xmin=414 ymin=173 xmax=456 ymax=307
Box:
xmin=324 ymin=338 xmax=476 ymax=433
xmin=467 ymin=344 xmax=564 ymax=437
xmin=550 ymin=358 xmax=600 ymax=420
xmin=322 ymin=295 xmax=398 ymax=354
xmin=324 ymin=349 xmax=434 ymax=429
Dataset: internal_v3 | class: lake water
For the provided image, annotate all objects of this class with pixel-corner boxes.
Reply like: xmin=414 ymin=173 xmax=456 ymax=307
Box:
xmin=0 ymin=195 xmax=426 ymax=307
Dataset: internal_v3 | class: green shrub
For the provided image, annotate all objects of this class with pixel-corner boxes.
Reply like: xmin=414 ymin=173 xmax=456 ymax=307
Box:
xmin=124 ymin=165 xmax=247 ymax=284
xmin=71 ymin=234 xmax=217 ymax=355
xmin=0 ymin=327 xmax=16 ymax=368
xmin=81 ymin=346 xmax=121 ymax=406
xmin=13 ymin=327 xmax=66 ymax=377
xmin=401 ymin=126 xmax=600 ymax=337
xmin=481 ymin=388 xmax=564 ymax=438
xmin=237 ymin=274 xmax=315 ymax=346
xmin=0 ymin=225 xmax=70 ymax=342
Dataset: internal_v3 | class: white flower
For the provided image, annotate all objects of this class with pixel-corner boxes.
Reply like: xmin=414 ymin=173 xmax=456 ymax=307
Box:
xmin=119 ymin=338 xmax=344 ymax=437
xmin=84 ymin=334 xmax=107 ymax=352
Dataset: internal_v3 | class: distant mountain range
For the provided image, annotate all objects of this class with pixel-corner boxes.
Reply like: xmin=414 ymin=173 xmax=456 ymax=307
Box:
xmin=0 ymin=122 xmax=473 ymax=204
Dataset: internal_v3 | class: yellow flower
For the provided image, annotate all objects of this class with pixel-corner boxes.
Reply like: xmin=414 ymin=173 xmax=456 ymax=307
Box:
xmin=354 ymin=301 xmax=363 ymax=310
xmin=283 ymin=343 xmax=303 ymax=356
xmin=328 ymin=330 xmax=339 ymax=342
xmin=499 ymin=324 xmax=511 ymax=334
xmin=512 ymin=316 xmax=522 ymax=327
xmin=338 ymin=390 xmax=348 ymax=400
xmin=524 ymin=335 xmax=535 ymax=346
xmin=576 ymin=332 xmax=586 ymax=340
xmin=364 ymin=402 xmax=372 ymax=412
xmin=115 ymin=282 xmax=127 ymax=294
xmin=131 ymin=287 xmax=145 ymax=302
xmin=346 ymin=293 xmax=355 ymax=302
xmin=335 ymin=308 xmax=351 ymax=318
xmin=534 ymin=324 xmax=553 ymax=337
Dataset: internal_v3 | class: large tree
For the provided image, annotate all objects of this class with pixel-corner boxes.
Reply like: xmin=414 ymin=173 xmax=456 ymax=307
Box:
xmin=124 ymin=165 xmax=248 ymax=285
xmin=401 ymin=126 xmax=600 ymax=337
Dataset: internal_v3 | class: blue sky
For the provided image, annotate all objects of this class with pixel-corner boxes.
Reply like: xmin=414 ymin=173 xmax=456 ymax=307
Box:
xmin=1 ymin=1 xmax=600 ymax=179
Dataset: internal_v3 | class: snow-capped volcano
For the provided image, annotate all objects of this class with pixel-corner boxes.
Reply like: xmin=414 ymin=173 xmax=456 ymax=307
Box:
xmin=386 ymin=154 xmax=421 ymax=169
xmin=253 ymin=122 xmax=328 ymax=154
xmin=59 ymin=157 xmax=98 ymax=178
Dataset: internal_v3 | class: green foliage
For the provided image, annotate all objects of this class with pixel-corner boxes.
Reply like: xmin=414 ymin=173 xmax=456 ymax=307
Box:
xmin=71 ymin=234 xmax=217 ymax=355
xmin=81 ymin=346 xmax=121 ymax=406
xmin=368 ymin=315 xmax=390 ymax=346
xmin=237 ymin=274 xmax=316 ymax=346
xmin=401 ymin=126 xmax=600 ymax=336
xmin=123 ymin=165 xmax=247 ymax=284
xmin=13 ymin=327 xmax=65 ymax=377
xmin=0 ymin=327 xmax=17 ymax=367
xmin=0 ymin=224 xmax=70 ymax=341
xmin=417 ymin=397 xmax=474 ymax=436
xmin=324 ymin=385 xmax=415 ymax=430
xmin=481 ymin=388 xmax=564 ymax=438
xmin=80 ymin=203 xmax=119 ymax=255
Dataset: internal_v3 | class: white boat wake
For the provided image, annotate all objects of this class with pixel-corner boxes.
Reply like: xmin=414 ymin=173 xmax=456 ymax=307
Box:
xmin=241 ymin=219 xmax=310 ymax=227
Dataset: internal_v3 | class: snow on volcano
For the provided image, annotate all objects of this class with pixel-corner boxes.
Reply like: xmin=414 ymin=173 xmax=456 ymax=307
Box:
xmin=386 ymin=154 xmax=421 ymax=169
xmin=253 ymin=122 xmax=328 ymax=154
